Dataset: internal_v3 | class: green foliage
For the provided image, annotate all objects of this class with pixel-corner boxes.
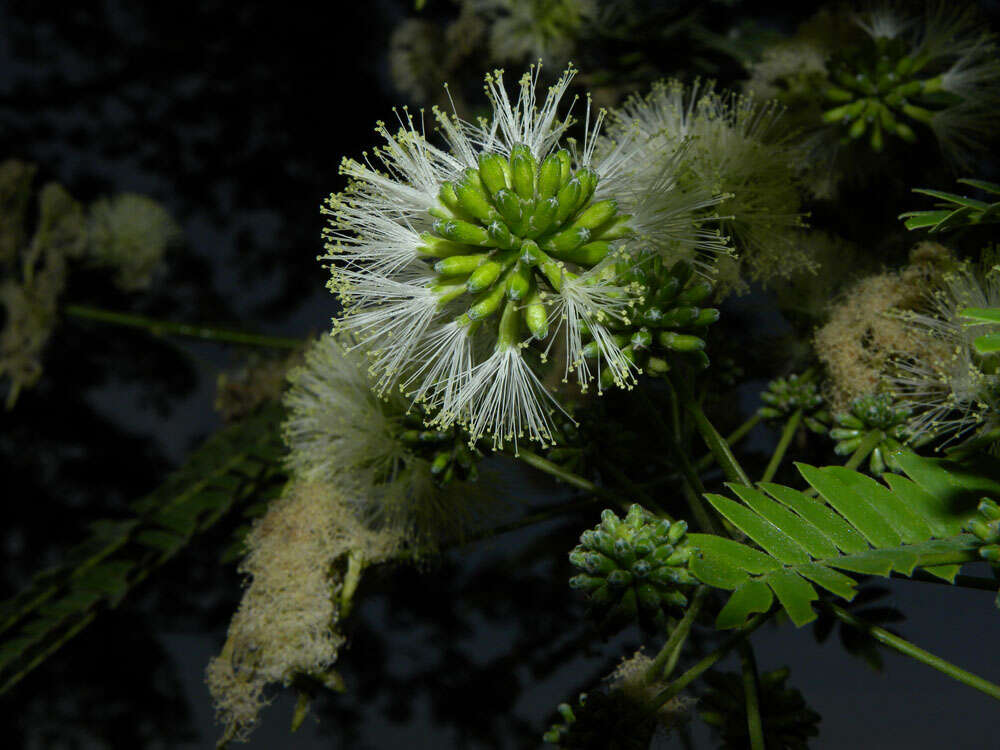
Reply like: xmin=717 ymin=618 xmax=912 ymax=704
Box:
xmin=900 ymin=178 xmax=1000 ymax=232
xmin=686 ymin=451 xmax=1000 ymax=629
xmin=700 ymin=666 xmax=820 ymax=749
xmin=0 ymin=404 xmax=285 ymax=694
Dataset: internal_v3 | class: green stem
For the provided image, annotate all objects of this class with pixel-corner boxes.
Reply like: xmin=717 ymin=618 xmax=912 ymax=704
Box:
xmin=64 ymin=304 xmax=304 ymax=349
xmin=460 ymin=496 xmax=602 ymax=547
xmin=761 ymin=409 xmax=802 ymax=484
xmin=844 ymin=429 xmax=885 ymax=471
xmin=694 ymin=413 xmax=763 ymax=473
xmin=740 ymin=640 xmax=766 ymax=750
xmin=653 ymin=610 xmax=773 ymax=709
xmin=740 ymin=641 xmax=766 ymax=750
xmin=514 ymin=448 xmax=629 ymax=512
xmin=827 ymin=603 xmax=1000 ymax=702
xmin=515 ymin=448 xmax=601 ymax=493
xmin=687 ymin=398 xmax=753 ymax=487
xmin=338 ymin=551 xmax=365 ymax=619
xmin=598 ymin=457 xmax=673 ymax=520
xmin=646 ymin=587 xmax=708 ymax=684
xmin=661 ymin=384 xmax=725 ymax=535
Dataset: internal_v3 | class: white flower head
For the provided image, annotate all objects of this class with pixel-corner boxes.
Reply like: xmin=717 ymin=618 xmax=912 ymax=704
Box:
xmin=890 ymin=258 xmax=1000 ymax=443
xmin=88 ymin=193 xmax=181 ymax=291
xmin=322 ymin=66 xmax=721 ymax=449
xmin=472 ymin=0 xmax=599 ymax=65
xmin=282 ymin=334 xmax=491 ymax=547
xmin=853 ymin=3 xmax=913 ymax=41
xmin=608 ymin=79 xmax=805 ymax=285
xmin=827 ymin=2 xmax=1000 ymax=168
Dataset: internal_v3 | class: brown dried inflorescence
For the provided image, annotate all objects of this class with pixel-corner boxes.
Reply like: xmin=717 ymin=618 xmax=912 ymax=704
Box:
xmin=206 ymin=481 xmax=397 ymax=742
xmin=814 ymin=243 xmax=953 ymax=410
xmin=214 ymin=350 xmax=302 ymax=424
xmin=1 ymin=168 xmax=88 ymax=407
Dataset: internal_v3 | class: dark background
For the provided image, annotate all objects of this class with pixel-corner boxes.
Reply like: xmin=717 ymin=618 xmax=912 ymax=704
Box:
xmin=1 ymin=1 xmax=999 ymax=747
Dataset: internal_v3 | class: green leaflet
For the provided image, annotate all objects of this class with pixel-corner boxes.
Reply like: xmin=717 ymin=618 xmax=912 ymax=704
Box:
xmin=688 ymin=452 xmax=997 ymax=629
xmin=899 ymin=178 xmax=1000 ymax=232
xmin=0 ymin=403 xmax=286 ymax=695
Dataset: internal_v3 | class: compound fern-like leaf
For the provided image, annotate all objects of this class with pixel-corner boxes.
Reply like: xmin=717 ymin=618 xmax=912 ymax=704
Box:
xmin=0 ymin=403 xmax=286 ymax=694
xmin=687 ymin=452 xmax=999 ymax=629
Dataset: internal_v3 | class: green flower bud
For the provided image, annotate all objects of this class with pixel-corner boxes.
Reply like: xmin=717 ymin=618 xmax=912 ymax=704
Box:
xmin=506 ymin=263 xmax=532 ymax=301
xmin=455 ymin=176 xmax=500 ymax=225
xmin=553 ymin=177 xmax=582 ymax=226
xmin=434 ymin=253 xmax=485 ymax=276
xmin=466 ymin=257 xmax=505 ymax=293
xmin=433 ymin=218 xmax=492 ymax=247
xmin=524 ymin=289 xmax=550 ymax=340
xmin=467 ymin=281 xmax=509 ymax=321
xmin=525 ymin=196 xmax=560 ymax=239
xmin=509 ymin=144 xmax=537 ymax=200
xmin=478 ymin=153 xmax=510 ymax=197
xmin=537 ymin=151 xmax=565 ymax=200
xmin=418 ymin=233 xmax=472 ymax=258
xmin=658 ymin=331 xmax=705 ymax=352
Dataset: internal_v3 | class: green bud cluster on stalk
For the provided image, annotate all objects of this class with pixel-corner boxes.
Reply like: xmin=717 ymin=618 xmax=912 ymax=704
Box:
xmin=821 ymin=35 xmax=955 ymax=152
xmin=967 ymin=498 xmax=1000 ymax=566
xmin=569 ymin=504 xmax=695 ymax=628
xmin=759 ymin=374 xmax=830 ymax=433
xmin=830 ymin=393 xmax=911 ymax=475
xmin=397 ymin=411 xmax=481 ymax=485
xmin=580 ymin=253 xmax=719 ymax=387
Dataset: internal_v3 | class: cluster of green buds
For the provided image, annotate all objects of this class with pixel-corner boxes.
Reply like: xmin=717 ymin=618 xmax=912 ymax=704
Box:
xmin=967 ymin=498 xmax=1000 ymax=566
xmin=700 ymin=667 xmax=820 ymax=750
xmin=543 ymin=691 xmax=656 ymax=750
xmin=419 ymin=143 xmax=631 ymax=346
xmin=822 ymin=35 xmax=951 ymax=152
xmin=398 ymin=411 xmax=481 ymax=485
xmin=569 ymin=504 xmax=695 ymax=628
xmin=830 ymin=393 xmax=911 ymax=475
xmin=582 ymin=254 xmax=719 ymax=387
xmin=758 ymin=374 xmax=830 ymax=433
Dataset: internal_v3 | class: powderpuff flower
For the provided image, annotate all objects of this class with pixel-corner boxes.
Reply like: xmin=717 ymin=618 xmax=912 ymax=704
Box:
xmin=206 ymin=481 xmax=397 ymax=743
xmin=746 ymin=3 xmax=1000 ymax=194
xmin=282 ymin=334 xmax=490 ymax=548
xmin=607 ymin=80 xmax=807 ymax=288
xmin=322 ymin=65 xmax=726 ymax=449
xmin=470 ymin=0 xmax=599 ymax=65
xmin=88 ymin=193 xmax=181 ymax=291
xmin=890 ymin=257 xmax=1000 ymax=443
xmin=824 ymin=3 xmax=999 ymax=163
